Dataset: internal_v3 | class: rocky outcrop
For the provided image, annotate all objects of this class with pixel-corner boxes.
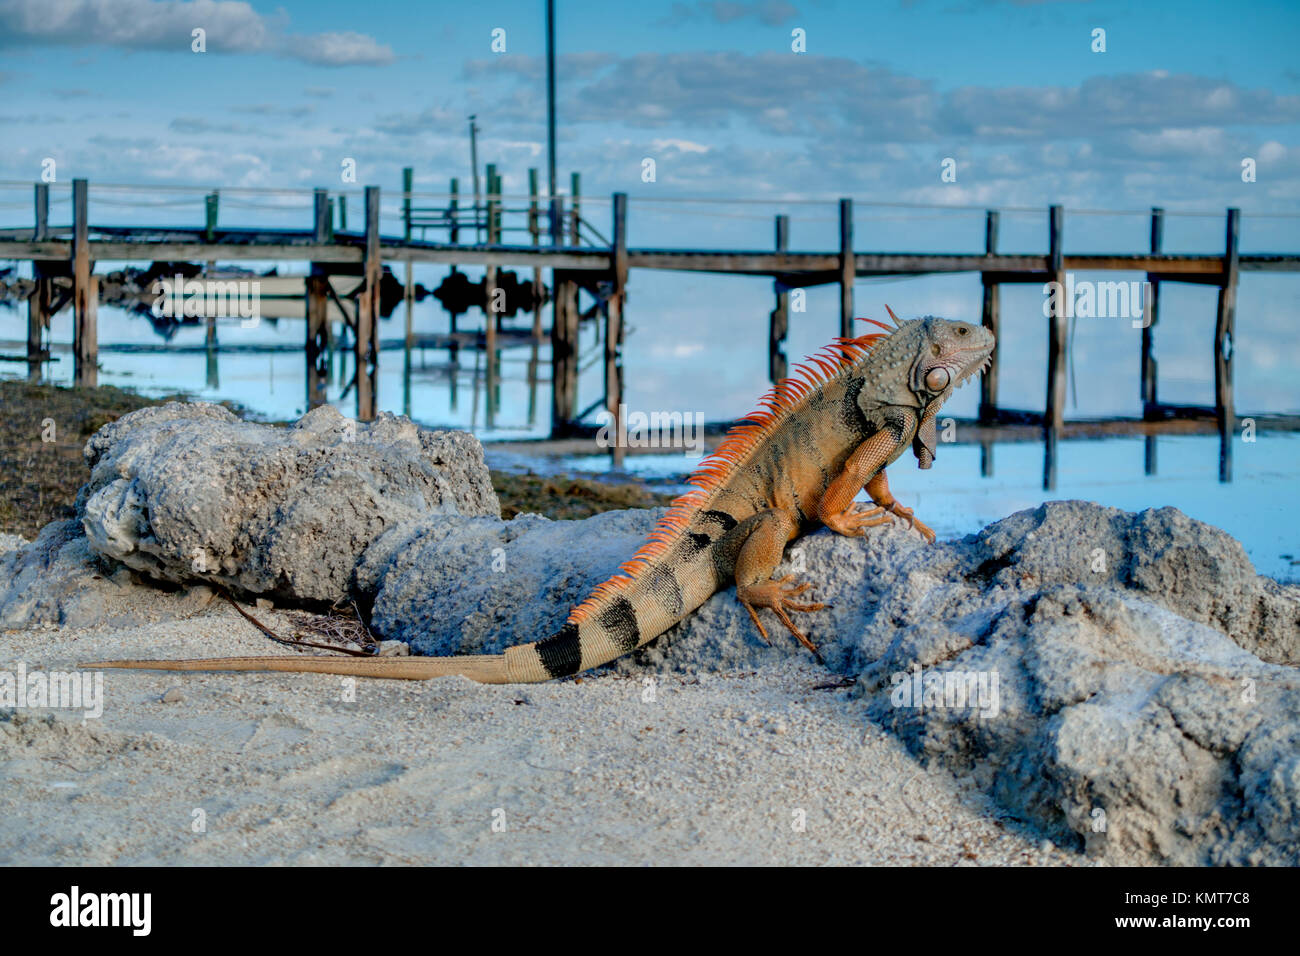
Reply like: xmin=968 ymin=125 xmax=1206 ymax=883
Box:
xmin=76 ymin=402 xmax=498 ymax=602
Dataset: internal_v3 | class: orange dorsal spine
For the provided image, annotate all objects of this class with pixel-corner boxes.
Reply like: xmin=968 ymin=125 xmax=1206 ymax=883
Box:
xmin=566 ymin=314 xmax=898 ymax=625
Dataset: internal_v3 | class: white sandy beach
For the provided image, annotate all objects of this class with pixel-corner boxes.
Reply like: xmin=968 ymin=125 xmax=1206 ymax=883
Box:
xmin=0 ymin=601 xmax=1077 ymax=866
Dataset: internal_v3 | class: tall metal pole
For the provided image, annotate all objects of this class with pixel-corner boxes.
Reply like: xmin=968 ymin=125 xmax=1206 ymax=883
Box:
xmin=469 ymin=114 xmax=481 ymax=243
xmin=546 ymin=0 xmax=559 ymax=246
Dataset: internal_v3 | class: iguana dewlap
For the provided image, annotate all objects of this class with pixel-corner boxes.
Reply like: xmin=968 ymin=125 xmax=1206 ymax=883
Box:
xmin=87 ymin=310 xmax=994 ymax=684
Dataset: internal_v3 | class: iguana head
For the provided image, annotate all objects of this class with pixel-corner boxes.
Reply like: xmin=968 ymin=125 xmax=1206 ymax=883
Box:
xmin=852 ymin=308 xmax=995 ymax=469
xmin=906 ymin=315 xmax=994 ymax=469
xmin=908 ymin=315 xmax=995 ymax=403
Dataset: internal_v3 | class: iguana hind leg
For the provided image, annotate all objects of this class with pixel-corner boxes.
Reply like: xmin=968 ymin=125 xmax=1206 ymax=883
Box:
xmin=733 ymin=509 xmax=827 ymax=660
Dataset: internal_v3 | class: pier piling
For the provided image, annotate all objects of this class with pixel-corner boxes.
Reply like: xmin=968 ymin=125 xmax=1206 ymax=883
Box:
xmin=605 ymin=193 xmax=628 ymax=467
xmin=1215 ymin=207 xmax=1240 ymax=482
xmin=770 ymin=214 xmax=790 ymax=385
xmin=838 ymin=198 xmax=854 ymax=340
xmin=356 ymin=186 xmax=380 ymax=421
xmin=306 ymin=188 xmax=331 ymax=409
xmin=71 ymin=178 xmax=96 ymax=388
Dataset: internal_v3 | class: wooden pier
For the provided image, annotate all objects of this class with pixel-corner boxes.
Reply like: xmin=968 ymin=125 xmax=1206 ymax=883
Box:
xmin=3 ymin=176 xmax=1299 ymax=485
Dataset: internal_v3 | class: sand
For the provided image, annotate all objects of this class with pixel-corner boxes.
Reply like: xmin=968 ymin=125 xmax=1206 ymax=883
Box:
xmin=0 ymin=602 xmax=1080 ymax=866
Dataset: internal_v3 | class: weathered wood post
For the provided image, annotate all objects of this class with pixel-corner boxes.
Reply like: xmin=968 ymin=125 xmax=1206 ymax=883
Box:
xmin=978 ymin=210 xmax=1000 ymax=424
xmin=570 ymin=172 xmax=581 ymax=246
xmin=204 ymin=191 xmax=219 ymax=242
xmin=449 ymin=178 xmax=460 ymax=244
xmin=528 ymin=167 xmax=543 ymax=342
xmin=305 ymin=188 xmax=331 ymax=409
xmin=402 ymin=167 xmax=413 ymax=242
xmin=355 ymin=186 xmax=381 ymax=421
xmin=1141 ymin=207 xmax=1164 ymax=418
xmin=1044 ymin=204 xmax=1066 ymax=489
xmin=401 ymin=168 xmax=414 ymax=347
xmin=338 ymin=194 xmax=348 ymax=232
xmin=484 ymin=167 xmax=499 ymax=423
xmin=769 ymin=214 xmax=789 ymax=385
xmin=839 ymin=198 xmax=854 ymax=339
xmin=204 ymin=192 xmax=219 ymax=354
xmin=978 ymin=209 xmax=1000 ymax=477
xmin=605 ymin=193 xmax=628 ymax=468
xmin=1141 ymin=207 xmax=1164 ymax=475
xmin=550 ymin=271 xmax=579 ymax=436
xmin=72 ymin=178 xmax=97 ymax=388
xmin=1215 ymin=207 xmax=1240 ymax=482
xmin=27 ymin=183 xmax=51 ymax=382
xmin=485 ymin=163 xmax=497 ymax=244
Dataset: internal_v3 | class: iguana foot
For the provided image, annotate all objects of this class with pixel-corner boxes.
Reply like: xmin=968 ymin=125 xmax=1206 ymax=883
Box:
xmin=880 ymin=501 xmax=936 ymax=543
xmin=823 ymin=503 xmax=894 ymax=537
xmin=737 ymin=575 xmax=827 ymax=662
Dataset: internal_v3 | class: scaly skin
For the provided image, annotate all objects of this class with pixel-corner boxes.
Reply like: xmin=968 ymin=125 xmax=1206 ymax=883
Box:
xmin=85 ymin=311 xmax=995 ymax=684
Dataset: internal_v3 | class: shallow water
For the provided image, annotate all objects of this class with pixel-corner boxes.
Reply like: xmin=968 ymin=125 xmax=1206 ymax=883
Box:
xmin=554 ymin=433 xmax=1300 ymax=582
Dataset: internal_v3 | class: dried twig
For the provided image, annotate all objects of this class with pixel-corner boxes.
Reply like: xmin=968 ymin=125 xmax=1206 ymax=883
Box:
xmin=217 ymin=588 xmax=373 ymax=657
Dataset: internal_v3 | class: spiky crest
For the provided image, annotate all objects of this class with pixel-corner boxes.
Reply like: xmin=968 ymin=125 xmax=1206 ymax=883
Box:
xmin=567 ymin=311 xmax=901 ymax=624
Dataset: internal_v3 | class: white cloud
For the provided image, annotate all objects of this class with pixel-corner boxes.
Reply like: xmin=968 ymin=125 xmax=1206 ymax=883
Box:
xmin=289 ymin=31 xmax=395 ymax=67
xmin=0 ymin=0 xmax=395 ymax=67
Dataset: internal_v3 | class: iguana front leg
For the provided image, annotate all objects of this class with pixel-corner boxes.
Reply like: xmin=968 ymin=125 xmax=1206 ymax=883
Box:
xmin=817 ymin=428 xmax=935 ymax=543
xmin=865 ymin=468 xmax=935 ymax=543
xmin=733 ymin=508 xmax=827 ymax=660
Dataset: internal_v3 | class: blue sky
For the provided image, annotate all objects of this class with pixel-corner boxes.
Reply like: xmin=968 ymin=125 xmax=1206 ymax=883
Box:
xmin=2 ymin=0 xmax=1299 ymax=421
xmin=3 ymin=0 xmax=1298 ymax=209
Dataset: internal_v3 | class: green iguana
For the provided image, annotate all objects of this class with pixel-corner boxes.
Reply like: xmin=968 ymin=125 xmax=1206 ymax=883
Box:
xmin=86 ymin=309 xmax=994 ymax=685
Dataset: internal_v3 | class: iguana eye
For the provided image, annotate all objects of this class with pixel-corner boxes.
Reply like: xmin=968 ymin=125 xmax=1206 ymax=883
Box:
xmin=925 ymin=367 xmax=950 ymax=391
xmin=957 ymin=326 xmax=969 ymax=336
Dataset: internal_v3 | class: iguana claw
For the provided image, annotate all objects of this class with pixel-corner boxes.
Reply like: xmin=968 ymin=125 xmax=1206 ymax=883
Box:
xmin=737 ymin=575 xmax=827 ymax=663
xmin=882 ymin=501 xmax=936 ymax=544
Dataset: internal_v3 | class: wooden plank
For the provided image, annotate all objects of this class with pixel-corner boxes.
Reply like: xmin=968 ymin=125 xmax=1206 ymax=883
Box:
xmin=1215 ymin=207 xmax=1239 ymax=482
xmin=5 ymin=234 xmax=1288 ymax=279
xmin=770 ymin=214 xmax=789 ymax=385
xmin=606 ymin=193 xmax=628 ymax=467
xmin=355 ymin=186 xmax=380 ymax=421
xmin=72 ymin=178 xmax=97 ymax=388
xmin=550 ymin=270 xmax=580 ymax=436
xmin=979 ymin=210 xmax=1000 ymax=423
xmin=1141 ymin=207 xmax=1163 ymax=418
xmin=1044 ymin=204 xmax=1066 ymax=436
xmin=838 ymin=198 xmax=854 ymax=339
